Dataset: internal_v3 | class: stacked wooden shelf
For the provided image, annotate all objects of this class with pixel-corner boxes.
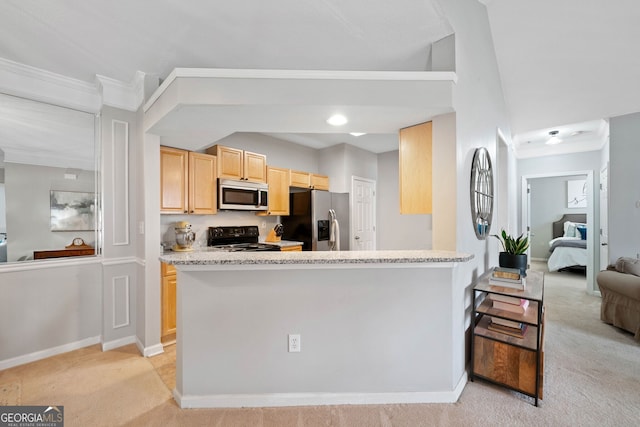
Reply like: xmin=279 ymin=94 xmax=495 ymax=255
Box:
xmin=471 ymin=269 xmax=545 ymax=406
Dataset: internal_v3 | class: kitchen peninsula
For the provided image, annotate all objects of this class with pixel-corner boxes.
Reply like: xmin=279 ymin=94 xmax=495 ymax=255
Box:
xmin=159 ymin=249 xmax=473 ymax=408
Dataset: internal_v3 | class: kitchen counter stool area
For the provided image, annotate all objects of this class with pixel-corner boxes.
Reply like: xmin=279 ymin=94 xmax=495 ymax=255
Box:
xmin=160 ymin=250 xmax=473 ymax=409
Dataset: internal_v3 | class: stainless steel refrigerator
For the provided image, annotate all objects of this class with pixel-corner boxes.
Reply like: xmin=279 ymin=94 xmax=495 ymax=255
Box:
xmin=281 ymin=189 xmax=349 ymax=251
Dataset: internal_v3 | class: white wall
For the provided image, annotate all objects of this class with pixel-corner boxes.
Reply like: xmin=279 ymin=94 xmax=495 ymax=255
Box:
xmin=609 ymin=112 xmax=640 ymax=261
xmin=377 ymin=150 xmax=431 ymax=250
xmin=319 ymin=143 xmax=378 ymax=193
xmin=437 ymin=0 xmax=514 ymax=383
xmin=208 ymin=132 xmax=320 ymax=173
xmin=176 ymin=264 xmax=464 ymax=406
xmin=0 ymin=99 xmax=141 ymax=368
xmin=100 ymin=106 xmax=139 ymax=347
xmin=440 ymin=0 xmax=514 ymax=257
xmin=0 ymin=261 xmax=102 ymax=366
xmin=432 ymin=112 xmax=457 ymax=251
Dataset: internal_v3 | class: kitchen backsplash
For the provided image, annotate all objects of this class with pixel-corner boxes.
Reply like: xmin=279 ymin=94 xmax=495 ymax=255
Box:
xmin=161 ymin=211 xmax=281 ymax=249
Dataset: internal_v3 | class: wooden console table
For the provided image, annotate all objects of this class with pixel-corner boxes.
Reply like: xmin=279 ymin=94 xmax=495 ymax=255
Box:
xmin=34 ymin=238 xmax=95 ymax=260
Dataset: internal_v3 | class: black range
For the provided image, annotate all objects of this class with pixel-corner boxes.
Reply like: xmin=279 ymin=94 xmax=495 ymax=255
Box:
xmin=207 ymin=225 xmax=280 ymax=252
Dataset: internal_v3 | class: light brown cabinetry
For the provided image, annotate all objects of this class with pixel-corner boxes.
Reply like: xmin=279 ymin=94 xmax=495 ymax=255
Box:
xmin=290 ymin=170 xmax=329 ymax=190
xmin=160 ymin=146 xmax=217 ymax=214
xmin=471 ymin=270 xmax=545 ymax=406
xmin=399 ymin=121 xmax=432 ymax=214
xmin=310 ymin=174 xmax=329 ymax=191
xmin=259 ymin=166 xmax=290 ymax=216
xmin=207 ymin=145 xmax=267 ymax=183
xmin=290 ymin=170 xmax=311 ymax=188
xmin=161 ymin=262 xmax=177 ymax=343
xmin=279 ymin=245 xmax=302 ymax=251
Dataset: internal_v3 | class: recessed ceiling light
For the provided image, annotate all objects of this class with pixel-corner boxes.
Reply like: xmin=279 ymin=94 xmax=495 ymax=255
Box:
xmin=327 ymin=114 xmax=348 ymax=126
xmin=349 ymin=132 xmax=366 ymax=137
xmin=546 ymin=130 xmax=562 ymax=145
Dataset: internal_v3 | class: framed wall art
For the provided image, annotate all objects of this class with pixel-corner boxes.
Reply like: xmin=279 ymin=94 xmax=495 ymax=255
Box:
xmin=567 ymin=179 xmax=587 ymax=208
xmin=50 ymin=190 xmax=96 ymax=231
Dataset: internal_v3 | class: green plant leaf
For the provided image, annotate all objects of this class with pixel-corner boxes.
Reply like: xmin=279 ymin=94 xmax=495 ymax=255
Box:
xmin=492 ymin=229 xmax=529 ymax=254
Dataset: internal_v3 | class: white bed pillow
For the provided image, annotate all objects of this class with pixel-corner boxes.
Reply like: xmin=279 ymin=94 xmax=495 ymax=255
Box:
xmin=563 ymin=221 xmax=586 ymax=238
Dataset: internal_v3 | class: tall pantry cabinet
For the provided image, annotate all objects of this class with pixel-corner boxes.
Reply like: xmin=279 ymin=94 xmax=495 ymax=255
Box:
xmin=399 ymin=121 xmax=432 ymax=214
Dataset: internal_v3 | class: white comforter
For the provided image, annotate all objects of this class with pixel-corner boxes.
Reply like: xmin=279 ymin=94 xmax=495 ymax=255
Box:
xmin=547 ymin=237 xmax=587 ymax=271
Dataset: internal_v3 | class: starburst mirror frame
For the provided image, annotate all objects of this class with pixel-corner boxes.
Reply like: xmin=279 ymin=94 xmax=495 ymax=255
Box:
xmin=470 ymin=147 xmax=494 ymax=239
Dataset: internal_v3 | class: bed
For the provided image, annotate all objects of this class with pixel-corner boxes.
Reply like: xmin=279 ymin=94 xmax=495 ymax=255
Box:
xmin=547 ymin=214 xmax=587 ymax=272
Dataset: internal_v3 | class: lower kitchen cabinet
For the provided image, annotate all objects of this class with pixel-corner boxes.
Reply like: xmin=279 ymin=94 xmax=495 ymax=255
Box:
xmin=161 ymin=262 xmax=177 ymax=343
xmin=279 ymin=245 xmax=302 ymax=251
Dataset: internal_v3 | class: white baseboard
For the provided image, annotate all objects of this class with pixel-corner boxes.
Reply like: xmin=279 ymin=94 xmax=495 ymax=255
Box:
xmin=174 ymin=373 xmax=468 ymax=409
xmin=0 ymin=336 xmax=101 ymax=370
xmin=102 ymin=335 xmax=137 ymax=352
xmin=136 ymin=337 xmax=164 ymax=357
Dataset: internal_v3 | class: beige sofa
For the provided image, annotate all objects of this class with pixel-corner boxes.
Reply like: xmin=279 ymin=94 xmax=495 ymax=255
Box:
xmin=596 ymin=257 xmax=640 ymax=341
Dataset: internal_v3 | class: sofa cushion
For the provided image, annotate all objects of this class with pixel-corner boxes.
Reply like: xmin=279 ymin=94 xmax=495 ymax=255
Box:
xmin=614 ymin=257 xmax=640 ymax=277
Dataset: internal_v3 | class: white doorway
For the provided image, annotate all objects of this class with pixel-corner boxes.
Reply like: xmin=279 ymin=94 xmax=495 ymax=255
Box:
xmin=351 ymin=176 xmax=376 ymax=250
xmin=600 ymin=165 xmax=609 ymax=269
xmin=521 ymin=170 xmax=597 ymax=294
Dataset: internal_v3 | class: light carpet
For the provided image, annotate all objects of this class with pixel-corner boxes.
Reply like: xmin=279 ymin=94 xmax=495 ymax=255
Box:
xmin=1 ymin=262 xmax=639 ymax=426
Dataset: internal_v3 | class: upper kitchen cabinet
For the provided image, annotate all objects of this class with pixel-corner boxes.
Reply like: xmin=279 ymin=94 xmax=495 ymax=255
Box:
xmin=207 ymin=145 xmax=267 ymax=183
xmin=399 ymin=121 xmax=432 ymax=214
xmin=259 ymin=166 xmax=290 ymax=216
xmin=289 ymin=170 xmax=310 ymax=188
xmin=310 ymin=174 xmax=329 ymax=191
xmin=290 ymin=170 xmax=329 ymax=191
xmin=160 ymin=146 xmax=217 ymax=214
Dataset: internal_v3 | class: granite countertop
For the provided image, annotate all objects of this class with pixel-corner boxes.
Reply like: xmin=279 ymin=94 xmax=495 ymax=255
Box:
xmin=159 ymin=249 xmax=474 ymax=266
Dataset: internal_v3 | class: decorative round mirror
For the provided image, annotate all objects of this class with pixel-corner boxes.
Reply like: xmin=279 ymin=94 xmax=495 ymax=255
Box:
xmin=470 ymin=147 xmax=494 ymax=239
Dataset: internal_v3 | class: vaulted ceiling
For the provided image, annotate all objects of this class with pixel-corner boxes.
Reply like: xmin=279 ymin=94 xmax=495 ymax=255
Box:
xmin=1 ymin=0 xmax=637 ymax=156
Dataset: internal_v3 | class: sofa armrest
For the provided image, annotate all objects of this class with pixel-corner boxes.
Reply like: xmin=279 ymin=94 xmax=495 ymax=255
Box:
xmin=597 ymin=270 xmax=640 ymax=301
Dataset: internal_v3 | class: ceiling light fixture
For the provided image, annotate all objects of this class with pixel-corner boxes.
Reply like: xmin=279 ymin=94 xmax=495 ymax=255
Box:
xmin=327 ymin=114 xmax=348 ymax=126
xmin=546 ymin=130 xmax=562 ymax=145
xmin=349 ymin=132 xmax=366 ymax=137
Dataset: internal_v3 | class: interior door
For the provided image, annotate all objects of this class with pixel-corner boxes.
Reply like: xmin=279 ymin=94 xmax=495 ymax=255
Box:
xmin=600 ymin=165 xmax=609 ymax=269
xmin=525 ymin=181 xmax=532 ymax=264
xmin=352 ymin=177 xmax=376 ymax=250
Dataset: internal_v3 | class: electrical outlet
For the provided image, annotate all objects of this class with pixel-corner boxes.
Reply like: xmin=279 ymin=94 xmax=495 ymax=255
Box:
xmin=288 ymin=334 xmax=301 ymax=352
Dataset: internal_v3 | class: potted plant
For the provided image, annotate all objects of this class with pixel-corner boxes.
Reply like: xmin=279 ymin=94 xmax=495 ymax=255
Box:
xmin=492 ymin=229 xmax=529 ymax=276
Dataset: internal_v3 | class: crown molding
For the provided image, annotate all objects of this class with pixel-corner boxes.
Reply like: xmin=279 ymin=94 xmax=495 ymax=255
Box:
xmin=96 ymin=71 xmax=146 ymax=112
xmin=0 ymin=57 xmax=101 ymax=113
xmin=0 ymin=56 xmax=145 ymax=113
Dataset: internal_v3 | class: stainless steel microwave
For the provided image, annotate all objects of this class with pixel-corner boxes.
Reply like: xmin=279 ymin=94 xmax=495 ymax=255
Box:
xmin=218 ymin=179 xmax=268 ymax=211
